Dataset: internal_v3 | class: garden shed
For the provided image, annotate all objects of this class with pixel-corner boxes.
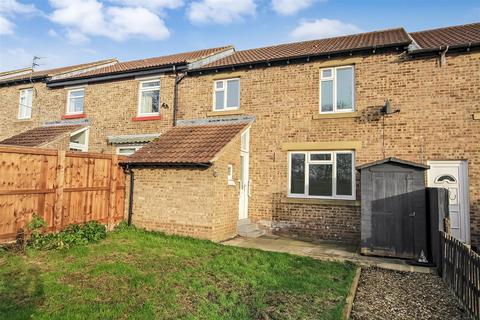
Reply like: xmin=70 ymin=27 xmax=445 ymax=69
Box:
xmin=358 ymin=157 xmax=430 ymax=259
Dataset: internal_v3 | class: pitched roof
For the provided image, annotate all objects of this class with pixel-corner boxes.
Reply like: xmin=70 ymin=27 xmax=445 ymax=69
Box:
xmin=55 ymin=46 xmax=233 ymax=81
xmin=0 ymin=59 xmax=117 ymax=84
xmin=197 ymin=28 xmax=411 ymax=70
xmin=410 ymin=22 xmax=480 ymax=51
xmin=356 ymin=157 xmax=430 ymax=170
xmin=123 ymin=122 xmax=249 ymax=165
xmin=0 ymin=125 xmax=85 ymax=147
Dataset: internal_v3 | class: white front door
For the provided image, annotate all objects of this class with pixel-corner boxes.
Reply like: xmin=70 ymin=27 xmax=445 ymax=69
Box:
xmin=238 ymin=129 xmax=250 ymax=220
xmin=427 ymin=161 xmax=470 ymax=243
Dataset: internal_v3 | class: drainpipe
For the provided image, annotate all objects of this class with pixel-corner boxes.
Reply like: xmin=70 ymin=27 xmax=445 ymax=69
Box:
xmin=126 ymin=165 xmax=135 ymax=226
xmin=173 ymin=69 xmax=187 ymax=127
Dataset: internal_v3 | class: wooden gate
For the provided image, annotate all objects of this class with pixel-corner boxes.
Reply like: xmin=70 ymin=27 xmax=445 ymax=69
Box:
xmin=0 ymin=146 xmax=126 ymax=242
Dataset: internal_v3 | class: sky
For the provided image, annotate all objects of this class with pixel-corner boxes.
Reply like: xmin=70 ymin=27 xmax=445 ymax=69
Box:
xmin=0 ymin=0 xmax=479 ymax=72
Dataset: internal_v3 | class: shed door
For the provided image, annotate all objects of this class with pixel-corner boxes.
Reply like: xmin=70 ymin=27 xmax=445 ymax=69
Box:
xmin=371 ymin=172 xmax=419 ymax=258
xmin=427 ymin=161 xmax=469 ymax=243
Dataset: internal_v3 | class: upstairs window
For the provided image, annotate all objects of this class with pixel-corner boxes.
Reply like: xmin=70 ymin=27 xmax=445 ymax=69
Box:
xmin=18 ymin=88 xmax=33 ymax=119
xmin=213 ymin=78 xmax=240 ymax=111
xmin=288 ymin=151 xmax=355 ymax=200
xmin=320 ymin=66 xmax=354 ymax=113
xmin=117 ymin=145 xmax=142 ymax=156
xmin=67 ymin=88 xmax=85 ymax=115
xmin=138 ymin=80 xmax=160 ymax=116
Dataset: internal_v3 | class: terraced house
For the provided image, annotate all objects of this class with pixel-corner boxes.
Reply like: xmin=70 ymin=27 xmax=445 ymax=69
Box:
xmin=1 ymin=23 xmax=479 ymax=249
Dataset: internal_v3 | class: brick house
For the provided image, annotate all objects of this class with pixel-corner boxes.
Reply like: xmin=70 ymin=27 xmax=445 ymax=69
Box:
xmin=0 ymin=23 xmax=479 ymax=246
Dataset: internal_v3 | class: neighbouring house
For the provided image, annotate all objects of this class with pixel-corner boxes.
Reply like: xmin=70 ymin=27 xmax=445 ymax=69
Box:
xmin=0 ymin=46 xmax=234 ymax=154
xmin=0 ymin=22 xmax=479 ymax=248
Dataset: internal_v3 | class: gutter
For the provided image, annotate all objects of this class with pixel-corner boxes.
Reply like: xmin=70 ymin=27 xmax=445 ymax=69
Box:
xmin=191 ymin=41 xmax=412 ymax=73
xmin=408 ymin=41 xmax=480 ymax=55
xmin=0 ymin=75 xmax=45 ymax=87
xmin=46 ymin=64 xmax=189 ymax=88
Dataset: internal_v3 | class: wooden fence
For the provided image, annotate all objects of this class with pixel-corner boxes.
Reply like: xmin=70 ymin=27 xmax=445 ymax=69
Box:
xmin=440 ymin=231 xmax=480 ymax=319
xmin=0 ymin=146 xmax=127 ymax=242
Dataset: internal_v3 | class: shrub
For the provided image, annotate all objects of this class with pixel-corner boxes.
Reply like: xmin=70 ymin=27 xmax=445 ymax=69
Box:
xmin=27 ymin=216 xmax=107 ymax=250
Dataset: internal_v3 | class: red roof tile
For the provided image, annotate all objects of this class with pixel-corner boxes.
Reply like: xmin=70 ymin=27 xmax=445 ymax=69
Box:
xmin=123 ymin=123 xmax=248 ymax=165
xmin=199 ymin=28 xmax=410 ymax=70
xmin=58 ymin=46 xmax=233 ymax=81
xmin=0 ymin=60 xmax=117 ymax=84
xmin=0 ymin=125 xmax=85 ymax=147
xmin=410 ymin=22 xmax=480 ymax=50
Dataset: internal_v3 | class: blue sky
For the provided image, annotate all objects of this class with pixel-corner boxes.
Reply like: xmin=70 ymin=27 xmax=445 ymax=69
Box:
xmin=0 ymin=0 xmax=479 ymax=72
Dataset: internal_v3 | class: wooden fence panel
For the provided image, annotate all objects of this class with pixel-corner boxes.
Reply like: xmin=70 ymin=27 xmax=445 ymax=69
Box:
xmin=440 ymin=231 xmax=480 ymax=319
xmin=0 ymin=146 xmax=127 ymax=242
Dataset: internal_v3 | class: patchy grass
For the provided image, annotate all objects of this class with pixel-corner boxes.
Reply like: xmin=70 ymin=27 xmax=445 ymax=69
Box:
xmin=0 ymin=228 xmax=356 ymax=320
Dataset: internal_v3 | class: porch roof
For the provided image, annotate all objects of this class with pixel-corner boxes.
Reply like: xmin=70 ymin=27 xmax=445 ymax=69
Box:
xmin=0 ymin=124 xmax=85 ymax=147
xmin=122 ymin=121 xmax=250 ymax=166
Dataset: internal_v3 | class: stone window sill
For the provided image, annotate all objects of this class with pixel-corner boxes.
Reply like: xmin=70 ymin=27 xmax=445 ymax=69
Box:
xmin=14 ymin=118 xmax=33 ymax=122
xmin=312 ymin=112 xmax=359 ymax=120
xmin=62 ymin=114 xmax=87 ymax=120
xmin=473 ymin=113 xmax=480 ymax=120
xmin=207 ymin=110 xmax=245 ymax=117
xmin=281 ymin=197 xmax=360 ymax=206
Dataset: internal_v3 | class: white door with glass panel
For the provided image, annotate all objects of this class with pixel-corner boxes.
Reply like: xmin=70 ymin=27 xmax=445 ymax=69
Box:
xmin=238 ymin=129 xmax=250 ymax=220
xmin=427 ymin=161 xmax=470 ymax=243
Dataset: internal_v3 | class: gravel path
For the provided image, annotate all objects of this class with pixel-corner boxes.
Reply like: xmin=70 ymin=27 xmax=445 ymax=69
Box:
xmin=351 ymin=267 xmax=469 ymax=320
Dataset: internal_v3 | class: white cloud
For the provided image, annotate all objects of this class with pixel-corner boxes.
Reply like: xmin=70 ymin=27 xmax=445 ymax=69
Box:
xmin=290 ymin=18 xmax=362 ymax=41
xmin=48 ymin=28 xmax=59 ymax=37
xmin=187 ymin=0 xmax=256 ymax=25
xmin=109 ymin=0 xmax=184 ymax=11
xmin=0 ymin=0 xmax=39 ymax=35
xmin=271 ymin=0 xmax=318 ymax=15
xmin=0 ymin=47 xmax=32 ymax=70
xmin=49 ymin=0 xmax=171 ymax=42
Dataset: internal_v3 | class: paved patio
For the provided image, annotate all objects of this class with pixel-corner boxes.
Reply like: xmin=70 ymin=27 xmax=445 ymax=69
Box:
xmin=224 ymin=235 xmax=436 ymax=273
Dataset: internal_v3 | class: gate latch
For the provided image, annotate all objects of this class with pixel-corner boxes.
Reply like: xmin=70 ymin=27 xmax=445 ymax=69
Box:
xmin=408 ymin=211 xmax=416 ymax=217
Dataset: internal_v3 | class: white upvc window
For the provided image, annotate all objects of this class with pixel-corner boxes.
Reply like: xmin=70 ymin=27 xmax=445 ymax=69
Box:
xmin=66 ymin=88 xmax=85 ymax=115
xmin=116 ymin=145 xmax=142 ymax=156
xmin=69 ymin=127 xmax=89 ymax=152
xmin=320 ymin=66 xmax=355 ymax=113
xmin=18 ymin=88 xmax=33 ymax=119
xmin=138 ymin=79 xmax=160 ymax=116
xmin=213 ymin=78 xmax=240 ymax=111
xmin=288 ymin=150 xmax=355 ymax=200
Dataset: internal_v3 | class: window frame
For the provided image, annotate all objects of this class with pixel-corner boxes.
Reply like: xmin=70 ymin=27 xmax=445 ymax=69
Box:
xmin=116 ymin=145 xmax=142 ymax=156
xmin=66 ymin=87 xmax=85 ymax=115
xmin=18 ymin=88 xmax=33 ymax=119
xmin=319 ymin=65 xmax=355 ymax=114
xmin=137 ymin=79 xmax=161 ymax=117
xmin=213 ymin=78 xmax=240 ymax=111
xmin=287 ymin=150 xmax=355 ymax=200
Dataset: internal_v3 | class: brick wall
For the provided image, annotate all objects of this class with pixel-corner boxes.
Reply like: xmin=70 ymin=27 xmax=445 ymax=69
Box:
xmin=178 ymin=51 xmax=480 ymax=244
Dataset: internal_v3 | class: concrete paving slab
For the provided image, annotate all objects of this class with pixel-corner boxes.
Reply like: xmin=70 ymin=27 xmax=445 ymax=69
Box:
xmin=223 ymin=236 xmax=437 ymax=274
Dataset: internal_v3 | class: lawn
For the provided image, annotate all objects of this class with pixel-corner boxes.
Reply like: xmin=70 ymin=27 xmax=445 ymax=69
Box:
xmin=0 ymin=227 xmax=356 ymax=320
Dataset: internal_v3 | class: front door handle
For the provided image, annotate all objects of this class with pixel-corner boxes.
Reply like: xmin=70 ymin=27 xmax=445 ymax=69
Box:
xmin=409 ymin=211 xmax=416 ymax=217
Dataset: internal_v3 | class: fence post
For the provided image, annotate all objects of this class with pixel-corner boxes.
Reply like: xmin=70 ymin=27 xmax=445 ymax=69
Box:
xmin=54 ymin=150 xmax=66 ymax=228
xmin=107 ymin=155 xmax=118 ymax=230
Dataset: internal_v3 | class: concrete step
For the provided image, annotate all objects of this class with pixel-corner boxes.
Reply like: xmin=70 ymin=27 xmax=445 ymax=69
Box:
xmin=239 ymin=229 xmax=266 ymax=238
xmin=238 ymin=223 xmax=259 ymax=234
xmin=237 ymin=218 xmax=251 ymax=226
xmin=237 ymin=220 xmax=266 ymax=238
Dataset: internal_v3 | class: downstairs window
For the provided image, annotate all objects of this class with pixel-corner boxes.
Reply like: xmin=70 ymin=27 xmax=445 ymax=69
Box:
xmin=288 ymin=151 xmax=355 ymax=200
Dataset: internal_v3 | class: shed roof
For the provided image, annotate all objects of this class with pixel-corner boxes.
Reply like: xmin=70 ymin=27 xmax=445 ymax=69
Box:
xmin=0 ymin=124 xmax=85 ymax=147
xmin=122 ymin=122 xmax=250 ymax=165
xmin=356 ymin=157 xmax=430 ymax=170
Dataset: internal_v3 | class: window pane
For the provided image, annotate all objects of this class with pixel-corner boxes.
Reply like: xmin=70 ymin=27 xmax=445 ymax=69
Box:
xmin=70 ymin=90 xmax=84 ymax=98
xmin=215 ymin=91 xmax=224 ymax=110
xmin=215 ymin=81 xmax=224 ymax=89
xmin=290 ymin=154 xmax=305 ymax=194
xmin=142 ymin=81 xmax=159 ymax=88
xmin=118 ymin=148 xmax=137 ymax=155
xmin=140 ymin=90 xmax=159 ymax=113
xmin=310 ymin=153 xmax=331 ymax=161
xmin=336 ymin=153 xmax=353 ymax=196
xmin=321 ymin=80 xmax=333 ymax=112
xmin=336 ymin=67 xmax=353 ymax=110
xmin=70 ymin=97 xmax=84 ymax=113
xmin=226 ymin=80 xmax=239 ymax=108
xmin=309 ymin=164 xmax=332 ymax=196
xmin=322 ymin=69 xmax=332 ymax=78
